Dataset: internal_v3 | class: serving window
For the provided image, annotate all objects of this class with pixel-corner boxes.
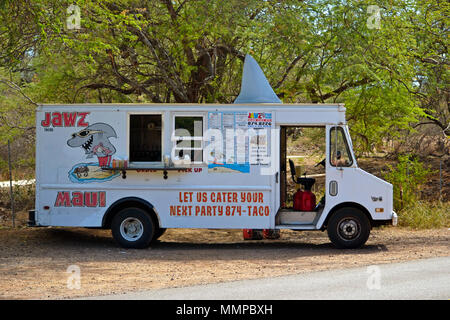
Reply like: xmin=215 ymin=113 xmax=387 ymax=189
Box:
xmin=129 ymin=114 xmax=162 ymax=162
xmin=173 ymin=115 xmax=204 ymax=163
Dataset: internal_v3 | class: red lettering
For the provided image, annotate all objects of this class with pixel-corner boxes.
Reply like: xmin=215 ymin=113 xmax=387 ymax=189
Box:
xmin=63 ymin=112 xmax=77 ymax=127
xmin=259 ymin=206 xmax=264 ymax=216
xmin=99 ymin=192 xmax=106 ymax=207
xmin=77 ymin=112 xmax=89 ymax=127
xmin=42 ymin=112 xmax=90 ymax=128
xmin=84 ymin=192 xmax=98 ymax=207
xmin=55 ymin=192 xmax=71 ymax=207
xmin=179 ymin=192 xmax=193 ymax=202
xmin=72 ymin=192 xmax=83 ymax=206
xmin=52 ymin=112 xmax=62 ymax=127
xmin=41 ymin=112 xmax=51 ymax=127
xmin=196 ymin=192 xmax=207 ymax=202
xmin=54 ymin=191 xmax=105 ymax=208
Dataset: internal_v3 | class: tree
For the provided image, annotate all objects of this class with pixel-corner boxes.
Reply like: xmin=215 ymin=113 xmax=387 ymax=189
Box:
xmin=0 ymin=0 xmax=447 ymax=156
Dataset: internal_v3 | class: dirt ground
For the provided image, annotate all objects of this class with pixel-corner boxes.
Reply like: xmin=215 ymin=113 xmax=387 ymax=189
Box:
xmin=0 ymin=225 xmax=448 ymax=300
xmin=0 ymin=151 xmax=448 ymax=300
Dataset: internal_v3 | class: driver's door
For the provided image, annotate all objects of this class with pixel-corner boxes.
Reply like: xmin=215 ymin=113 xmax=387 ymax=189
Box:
xmin=325 ymin=125 xmax=356 ymax=211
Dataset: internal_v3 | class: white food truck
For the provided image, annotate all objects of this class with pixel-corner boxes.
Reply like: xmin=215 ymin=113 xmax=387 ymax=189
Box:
xmin=29 ymin=55 xmax=397 ymax=249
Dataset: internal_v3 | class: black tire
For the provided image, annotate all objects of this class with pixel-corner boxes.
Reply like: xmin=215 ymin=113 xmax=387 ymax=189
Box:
xmin=111 ymin=207 xmax=155 ymax=249
xmin=327 ymin=207 xmax=371 ymax=249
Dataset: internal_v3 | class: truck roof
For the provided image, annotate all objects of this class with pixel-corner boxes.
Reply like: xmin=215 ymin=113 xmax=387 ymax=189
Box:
xmin=38 ymin=103 xmax=344 ymax=109
xmin=37 ymin=103 xmax=347 ymax=125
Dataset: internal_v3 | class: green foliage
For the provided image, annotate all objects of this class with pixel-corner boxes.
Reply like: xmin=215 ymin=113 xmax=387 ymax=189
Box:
xmin=345 ymin=83 xmax=425 ymax=153
xmin=0 ymin=0 xmax=448 ymax=171
xmin=398 ymin=201 xmax=449 ymax=229
xmin=384 ymin=154 xmax=433 ymax=211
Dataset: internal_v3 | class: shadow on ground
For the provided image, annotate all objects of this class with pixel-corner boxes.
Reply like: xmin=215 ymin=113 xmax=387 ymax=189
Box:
xmin=0 ymin=227 xmax=389 ymax=263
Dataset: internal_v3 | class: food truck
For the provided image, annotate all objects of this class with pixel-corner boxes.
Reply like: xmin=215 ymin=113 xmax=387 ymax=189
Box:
xmin=29 ymin=55 xmax=397 ymax=249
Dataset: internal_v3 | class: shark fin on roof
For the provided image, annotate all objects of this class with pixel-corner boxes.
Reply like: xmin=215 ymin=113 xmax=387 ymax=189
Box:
xmin=234 ymin=54 xmax=282 ymax=104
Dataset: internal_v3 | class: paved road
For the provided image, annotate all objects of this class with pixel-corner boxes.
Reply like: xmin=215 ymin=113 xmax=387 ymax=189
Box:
xmin=85 ymin=257 xmax=450 ymax=300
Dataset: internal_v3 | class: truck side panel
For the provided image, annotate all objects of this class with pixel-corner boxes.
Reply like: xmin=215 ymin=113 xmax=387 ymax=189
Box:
xmin=35 ymin=106 xmax=276 ymax=229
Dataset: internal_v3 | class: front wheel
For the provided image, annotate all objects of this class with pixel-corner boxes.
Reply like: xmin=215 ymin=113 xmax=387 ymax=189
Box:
xmin=327 ymin=207 xmax=371 ymax=249
xmin=111 ymin=207 xmax=155 ymax=248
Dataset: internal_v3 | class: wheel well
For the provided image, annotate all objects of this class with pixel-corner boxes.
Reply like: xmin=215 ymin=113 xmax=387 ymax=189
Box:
xmin=102 ymin=197 xmax=160 ymax=229
xmin=322 ymin=202 xmax=372 ymax=229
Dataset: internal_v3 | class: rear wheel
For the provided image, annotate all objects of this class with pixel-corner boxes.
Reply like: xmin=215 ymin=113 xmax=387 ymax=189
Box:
xmin=327 ymin=207 xmax=371 ymax=249
xmin=111 ymin=207 xmax=155 ymax=248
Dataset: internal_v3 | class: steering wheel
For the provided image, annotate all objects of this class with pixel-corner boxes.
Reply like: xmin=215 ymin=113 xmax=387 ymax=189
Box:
xmin=315 ymin=158 xmax=326 ymax=167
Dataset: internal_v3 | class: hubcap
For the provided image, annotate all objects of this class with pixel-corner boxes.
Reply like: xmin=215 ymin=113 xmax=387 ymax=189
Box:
xmin=120 ymin=217 xmax=144 ymax=242
xmin=337 ymin=218 xmax=360 ymax=240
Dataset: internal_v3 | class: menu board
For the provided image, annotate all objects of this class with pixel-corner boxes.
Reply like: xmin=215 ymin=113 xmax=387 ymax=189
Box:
xmin=207 ymin=111 xmax=272 ymax=173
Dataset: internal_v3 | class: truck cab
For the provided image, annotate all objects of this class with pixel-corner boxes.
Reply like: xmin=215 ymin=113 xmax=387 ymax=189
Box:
xmin=276 ymin=121 xmax=397 ymax=248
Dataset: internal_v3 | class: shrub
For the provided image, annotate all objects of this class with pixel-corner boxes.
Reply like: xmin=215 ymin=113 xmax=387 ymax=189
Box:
xmin=0 ymin=183 xmax=35 ymax=213
xmin=398 ymin=201 xmax=449 ymax=229
xmin=384 ymin=154 xmax=433 ymax=211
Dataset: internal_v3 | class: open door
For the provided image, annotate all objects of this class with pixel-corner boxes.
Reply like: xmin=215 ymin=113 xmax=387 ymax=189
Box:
xmin=276 ymin=126 xmax=326 ymax=227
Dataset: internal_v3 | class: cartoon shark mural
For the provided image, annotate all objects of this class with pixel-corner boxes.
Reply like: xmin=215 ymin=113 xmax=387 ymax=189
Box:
xmin=67 ymin=123 xmax=117 ymax=166
xmin=67 ymin=123 xmax=120 ymax=183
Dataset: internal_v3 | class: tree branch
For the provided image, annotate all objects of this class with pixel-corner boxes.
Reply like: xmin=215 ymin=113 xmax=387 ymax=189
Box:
xmin=320 ymin=78 xmax=373 ymax=101
xmin=0 ymin=79 xmax=37 ymax=105
xmin=274 ymin=54 xmax=304 ymax=89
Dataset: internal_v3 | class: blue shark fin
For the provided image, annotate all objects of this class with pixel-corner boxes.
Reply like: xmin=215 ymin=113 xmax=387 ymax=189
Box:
xmin=234 ymin=54 xmax=282 ymax=104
